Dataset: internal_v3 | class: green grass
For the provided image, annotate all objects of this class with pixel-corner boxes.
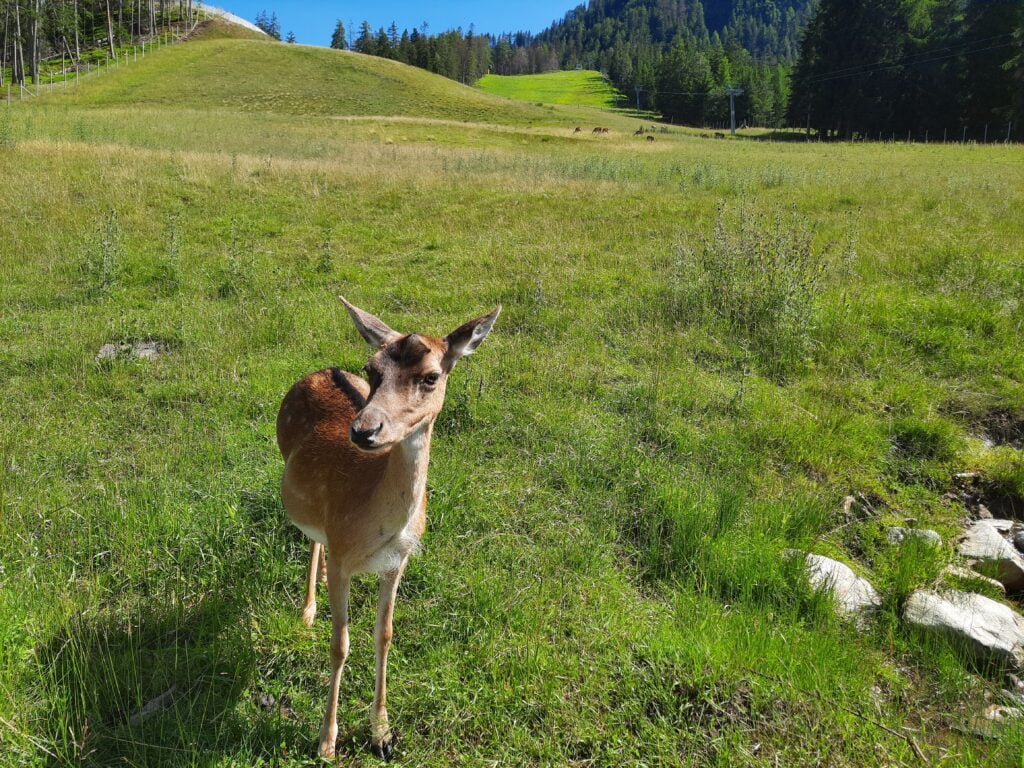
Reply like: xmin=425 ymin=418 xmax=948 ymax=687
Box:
xmin=2 ymin=23 xmax=1024 ymax=767
xmin=476 ymin=70 xmax=623 ymax=109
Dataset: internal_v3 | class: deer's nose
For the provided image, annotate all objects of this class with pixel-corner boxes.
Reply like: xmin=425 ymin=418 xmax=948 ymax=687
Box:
xmin=350 ymin=421 xmax=383 ymax=447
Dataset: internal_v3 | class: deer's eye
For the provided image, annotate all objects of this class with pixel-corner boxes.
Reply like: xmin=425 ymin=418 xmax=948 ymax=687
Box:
xmin=422 ymin=372 xmax=440 ymax=388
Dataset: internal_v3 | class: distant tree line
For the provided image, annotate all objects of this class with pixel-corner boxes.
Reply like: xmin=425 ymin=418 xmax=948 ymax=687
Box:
xmin=1 ymin=0 xmax=196 ymax=86
xmin=329 ymin=19 xmax=494 ymax=84
xmin=789 ymin=0 xmax=1024 ymax=140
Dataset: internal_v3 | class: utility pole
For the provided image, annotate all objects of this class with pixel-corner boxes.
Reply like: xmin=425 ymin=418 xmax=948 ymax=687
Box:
xmin=725 ymin=87 xmax=743 ymax=136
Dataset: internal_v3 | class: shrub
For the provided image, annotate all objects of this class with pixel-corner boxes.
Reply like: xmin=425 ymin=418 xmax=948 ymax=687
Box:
xmin=667 ymin=204 xmax=834 ymax=377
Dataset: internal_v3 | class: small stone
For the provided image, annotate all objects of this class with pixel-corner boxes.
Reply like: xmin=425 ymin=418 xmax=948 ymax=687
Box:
xmin=886 ymin=527 xmax=942 ymax=547
xmin=795 ymin=552 xmax=881 ymax=626
xmin=96 ymin=340 xmax=166 ymax=361
xmin=97 ymin=343 xmax=121 ymax=360
xmin=134 ymin=340 xmax=164 ymax=359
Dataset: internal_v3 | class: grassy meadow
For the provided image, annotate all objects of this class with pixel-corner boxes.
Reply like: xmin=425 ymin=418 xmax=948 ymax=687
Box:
xmin=1 ymin=20 xmax=1024 ymax=767
xmin=476 ymin=69 xmax=623 ymax=109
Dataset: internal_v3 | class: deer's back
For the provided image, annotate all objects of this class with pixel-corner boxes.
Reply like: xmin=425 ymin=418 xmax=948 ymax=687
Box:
xmin=277 ymin=369 xmax=393 ymax=554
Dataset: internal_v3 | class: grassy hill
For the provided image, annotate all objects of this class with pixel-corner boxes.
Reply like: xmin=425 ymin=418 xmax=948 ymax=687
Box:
xmin=47 ymin=21 xmax=572 ymax=124
xmin=476 ymin=69 xmax=624 ymax=109
xmin=2 ymin=17 xmax=1024 ymax=768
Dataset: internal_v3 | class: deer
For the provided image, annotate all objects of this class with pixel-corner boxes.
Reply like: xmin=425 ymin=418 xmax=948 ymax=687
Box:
xmin=276 ymin=297 xmax=500 ymax=760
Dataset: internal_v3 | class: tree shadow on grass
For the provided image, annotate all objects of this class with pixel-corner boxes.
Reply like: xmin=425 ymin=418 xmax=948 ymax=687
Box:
xmin=35 ymin=485 xmax=310 ymax=765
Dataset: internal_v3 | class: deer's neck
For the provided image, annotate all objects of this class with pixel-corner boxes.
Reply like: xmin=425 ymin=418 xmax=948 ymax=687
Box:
xmin=382 ymin=420 xmax=433 ymax=509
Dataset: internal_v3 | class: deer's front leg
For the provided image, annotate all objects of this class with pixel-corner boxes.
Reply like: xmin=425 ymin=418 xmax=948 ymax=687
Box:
xmin=318 ymin=561 xmax=351 ymax=758
xmin=370 ymin=560 xmax=407 ymax=760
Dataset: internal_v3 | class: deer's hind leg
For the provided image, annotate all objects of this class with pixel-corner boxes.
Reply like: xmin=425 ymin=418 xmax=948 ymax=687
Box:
xmin=302 ymin=540 xmax=321 ymax=627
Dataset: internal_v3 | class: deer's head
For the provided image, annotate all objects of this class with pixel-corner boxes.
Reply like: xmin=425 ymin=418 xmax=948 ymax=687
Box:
xmin=340 ymin=296 xmax=500 ymax=453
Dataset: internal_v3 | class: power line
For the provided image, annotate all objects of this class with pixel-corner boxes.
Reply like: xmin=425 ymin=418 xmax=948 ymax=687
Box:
xmin=799 ymin=38 xmax=1017 ymax=86
xmin=797 ymin=31 xmax=1014 ymax=85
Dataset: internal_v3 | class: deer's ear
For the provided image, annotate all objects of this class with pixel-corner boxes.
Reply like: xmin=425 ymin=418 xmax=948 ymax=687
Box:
xmin=339 ymin=296 xmax=400 ymax=348
xmin=443 ymin=306 xmax=501 ymax=370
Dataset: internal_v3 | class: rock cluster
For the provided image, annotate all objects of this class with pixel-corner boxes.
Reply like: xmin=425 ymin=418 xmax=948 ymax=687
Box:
xmin=794 ymin=496 xmax=1024 ymax=679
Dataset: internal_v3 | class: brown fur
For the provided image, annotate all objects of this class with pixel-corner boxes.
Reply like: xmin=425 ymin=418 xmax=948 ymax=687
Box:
xmin=277 ymin=361 xmax=432 ymax=574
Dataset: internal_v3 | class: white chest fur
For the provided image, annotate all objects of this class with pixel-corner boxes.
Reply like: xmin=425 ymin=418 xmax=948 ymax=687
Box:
xmin=358 ymin=424 xmax=430 ymax=573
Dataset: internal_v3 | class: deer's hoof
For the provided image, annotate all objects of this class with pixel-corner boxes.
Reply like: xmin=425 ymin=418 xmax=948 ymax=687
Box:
xmin=301 ymin=603 xmax=317 ymax=628
xmin=370 ymin=730 xmax=396 ymax=761
xmin=318 ymin=738 xmax=336 ymax=759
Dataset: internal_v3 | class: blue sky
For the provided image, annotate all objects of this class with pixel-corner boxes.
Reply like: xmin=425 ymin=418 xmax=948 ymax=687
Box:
xmin=216 ymin=1 xmax=580 ymax=47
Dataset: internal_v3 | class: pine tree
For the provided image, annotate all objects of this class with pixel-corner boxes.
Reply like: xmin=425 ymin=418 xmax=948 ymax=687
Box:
xmin=375 ymin=27 xmax=391 ymax=58
xmin=655 ymin=39 xmax=714 ymax=125
xmin=354 ymin=21 xmax=374 ymax=55
xmin=286 ymin=30 xmax=296 ymax=44
xmin=330 ymin=19 xmax=346 ymax=50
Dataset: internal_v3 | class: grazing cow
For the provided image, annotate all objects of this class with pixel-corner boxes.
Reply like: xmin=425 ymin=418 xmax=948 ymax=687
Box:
xmin=633 ymin=128 xmax=644 ymax=136
xmin=714 ymin=132 xmax=726 ymax=139
xmin=592 ymin=127 xmax=602 ymax=134
xmin=701 ymin=133 xmax=711 ymax=139
xmin=573 ymin=126 xmax=582 ymax=134
xmin=646 ymin=135 xmax=655 ymax=142
xmin=601 ymin=127 xmax=610 ymax=134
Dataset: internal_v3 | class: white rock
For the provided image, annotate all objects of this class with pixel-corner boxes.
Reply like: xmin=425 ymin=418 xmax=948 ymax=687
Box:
xmin=958 ymin=520 xmax=1024 ymax=592
xmin=904 ymin=590 xmax=1024 ymax=669
xmin=800 ymin=553 xmax=881 ymax=623
xmin=886 ymin=527 xmax=942 ymax=547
